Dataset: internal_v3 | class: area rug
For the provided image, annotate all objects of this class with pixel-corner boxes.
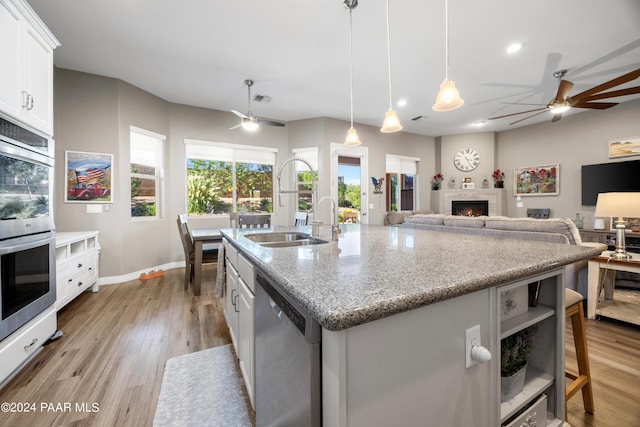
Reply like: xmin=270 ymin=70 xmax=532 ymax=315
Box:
xmin=153 ymin=345 xmax=252 ymax=426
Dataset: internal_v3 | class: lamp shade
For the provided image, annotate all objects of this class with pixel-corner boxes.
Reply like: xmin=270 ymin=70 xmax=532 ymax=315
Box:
xmin=344 ymin=127 xmax=362 ymax=146
xmin=380 ymin=109 xmax=403 ymax=133
xmin=594 ymin=192 xmax=640 ymax=218
xmin=432 ymin=79 xmax=464 ymax=111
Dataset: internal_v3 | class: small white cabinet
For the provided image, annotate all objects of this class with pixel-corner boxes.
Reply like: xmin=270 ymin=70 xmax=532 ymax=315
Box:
xmin=223 ymin=239 xmax=255 ymax=409
xmin=0 ymin=0 xmax=59 ymax=135
xmin=55 ymin=232 xmax=100 ymax=311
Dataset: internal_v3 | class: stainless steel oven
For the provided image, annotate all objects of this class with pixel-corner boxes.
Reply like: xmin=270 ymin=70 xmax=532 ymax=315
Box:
xmin=0 ymin=232 xmax=56 ymax=341
xmin=0 ymin=114 xmax=54 ymax=241
xmin=0 ymin=114 xmax=55 ymax=341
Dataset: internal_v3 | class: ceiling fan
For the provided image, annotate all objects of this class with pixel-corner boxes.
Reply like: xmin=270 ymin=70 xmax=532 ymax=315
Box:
xmin=230 ymin=79 xmax=285 ymax=131
xmin=488 ymin=67 xmax=640 ymax=125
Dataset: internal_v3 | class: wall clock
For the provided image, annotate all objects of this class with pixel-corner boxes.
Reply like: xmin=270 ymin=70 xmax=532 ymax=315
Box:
xmin=454 ymin=148 xmax=480 ymax=172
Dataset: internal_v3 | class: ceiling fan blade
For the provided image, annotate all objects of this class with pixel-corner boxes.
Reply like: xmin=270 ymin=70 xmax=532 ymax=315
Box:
xmin=553 ymin=80 xmax=574 ymax=103
xmin=551 ymin=113 xmax=563 ymax=123
xmin=571 ymin=67 xmax=640 ymax=103
xmin=231 ymin=109 xmax=248 ymax=119
xmin=258 ymin=119 xmax=285 ymax=127
xmin=571 ymin=101 xmax=618 ymax=110
xmin=576 ymin=86 xmax=640 ymax=102
xmin=488 ymin=107 xmax=547 ymax=121
xmin=508 ymin=109 xmax=548 ymax=125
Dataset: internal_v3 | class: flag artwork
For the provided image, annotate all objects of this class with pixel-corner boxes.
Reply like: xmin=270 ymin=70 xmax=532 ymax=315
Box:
xmin=65 ymin=151 xmax=113 ymax=203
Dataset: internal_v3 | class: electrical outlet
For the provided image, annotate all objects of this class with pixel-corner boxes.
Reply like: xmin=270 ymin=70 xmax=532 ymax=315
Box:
xmin=465 ymin=325 xmax=481 ymax=368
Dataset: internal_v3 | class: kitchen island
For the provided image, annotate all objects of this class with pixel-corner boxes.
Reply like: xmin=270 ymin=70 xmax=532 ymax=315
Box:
xmin=221 ymin=224 xmax=600 ymax=426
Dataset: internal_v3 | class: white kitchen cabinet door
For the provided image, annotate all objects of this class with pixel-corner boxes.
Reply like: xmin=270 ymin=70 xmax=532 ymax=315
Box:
xmin=225 ymin=263 xmax=239 ymax=354
xmin=238 ymin=277 xmax=255 ymax=409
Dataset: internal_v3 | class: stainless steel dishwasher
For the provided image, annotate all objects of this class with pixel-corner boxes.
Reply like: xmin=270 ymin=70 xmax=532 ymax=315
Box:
xmin=255 ymin=271 xmax=321 ymax=427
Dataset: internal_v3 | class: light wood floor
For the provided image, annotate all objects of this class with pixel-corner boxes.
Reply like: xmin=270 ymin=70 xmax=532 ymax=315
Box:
xmin=1 ymin=267 xmax=639 ymax=426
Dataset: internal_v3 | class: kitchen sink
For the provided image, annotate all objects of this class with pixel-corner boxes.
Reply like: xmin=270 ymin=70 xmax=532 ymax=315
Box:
xmin=243 ymin=232 xmax=328 ymax=247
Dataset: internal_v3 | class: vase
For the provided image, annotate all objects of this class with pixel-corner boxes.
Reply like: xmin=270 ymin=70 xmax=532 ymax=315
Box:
xmin=501 ymin=364 xmax=527 ymax=402
xmin=494 ymin=181 xmax=504 ymax=188
xmin=432 ymin=185 xmax=439 ymax=190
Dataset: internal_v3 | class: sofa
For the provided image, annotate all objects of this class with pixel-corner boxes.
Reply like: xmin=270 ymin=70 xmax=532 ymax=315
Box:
xmin=384 ymin=210 xmax=434 ymax=226
xmin=402 ymin=214 xmax=607 ymax=300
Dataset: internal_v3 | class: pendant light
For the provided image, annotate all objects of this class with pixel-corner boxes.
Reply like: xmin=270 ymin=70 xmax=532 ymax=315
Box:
xmin=344 ymin=0 xmax=362 ymax=146
xmin=380 ymin=0 xmax=402 ymax=133
xmin=432 ymin=0 xmax=464 ymax=112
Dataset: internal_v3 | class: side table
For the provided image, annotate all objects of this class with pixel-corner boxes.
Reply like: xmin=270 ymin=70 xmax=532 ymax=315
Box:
xmin=587 ymin=252 xmax=640 ymax=325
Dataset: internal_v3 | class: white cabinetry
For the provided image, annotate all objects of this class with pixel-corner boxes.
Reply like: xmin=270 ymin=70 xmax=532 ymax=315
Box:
xmin=0 ymin=306 xmax=56 ymax=386
xmin=223 ymin=239 xmax=255 ymax=409
xmin=495 ymin=270 xmax=565 ymax=426
xmin=0 ymin=0 xmax=59 ymax=135
xmin=55 ymin=232 xmax=100 ymax=311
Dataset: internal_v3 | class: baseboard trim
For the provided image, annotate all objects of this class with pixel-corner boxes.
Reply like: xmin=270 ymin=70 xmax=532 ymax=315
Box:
xmin=97 ymin=261 xmax=186 ymax=286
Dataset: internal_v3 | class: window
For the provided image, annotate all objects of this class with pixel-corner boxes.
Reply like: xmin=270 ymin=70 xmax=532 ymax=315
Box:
xmin=130 ymin=127 xmax=164 ymax=218
xmin=185 ymin=140 xmax=277 ymax=216
xmin=291 ymin=147 xmax=319 ymax=214
xmin=386 ymin=155 xmax=419 ymax=212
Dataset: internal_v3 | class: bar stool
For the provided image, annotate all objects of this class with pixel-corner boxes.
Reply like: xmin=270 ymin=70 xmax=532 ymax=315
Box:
xmin=565 ymin=288 xmax=595 ymax=419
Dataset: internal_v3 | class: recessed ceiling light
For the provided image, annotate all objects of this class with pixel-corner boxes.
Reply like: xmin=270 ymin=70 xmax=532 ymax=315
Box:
xmin=397 ymin=99 xmax=407 ymax=107
xmin=473 ymin=120 xmax=486 ymax=127
xmin=506 ymin=43 xmax=522 ymax=54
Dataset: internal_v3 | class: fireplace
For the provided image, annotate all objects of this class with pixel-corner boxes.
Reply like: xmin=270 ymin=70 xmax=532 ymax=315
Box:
xmin=452 ymin=200 xmax=489 ymax=217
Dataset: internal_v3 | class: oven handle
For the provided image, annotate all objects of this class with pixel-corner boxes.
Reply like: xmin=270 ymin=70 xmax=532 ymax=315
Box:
xmin=0 ymin=232 xmax=55 ymax=254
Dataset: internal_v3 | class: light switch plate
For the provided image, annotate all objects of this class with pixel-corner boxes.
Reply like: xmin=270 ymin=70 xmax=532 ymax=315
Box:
xmin=86 ymin=204 xmax=103 ymax=214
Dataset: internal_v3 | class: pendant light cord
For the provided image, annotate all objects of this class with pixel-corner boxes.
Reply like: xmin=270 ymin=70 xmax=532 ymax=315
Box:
xmin=386 ymin=0 xmax=393 ymax=109
xmin=444 ymin=0 xmax=450 ymax=80
xmin=348 ymin=5 xmax=354 ymax=128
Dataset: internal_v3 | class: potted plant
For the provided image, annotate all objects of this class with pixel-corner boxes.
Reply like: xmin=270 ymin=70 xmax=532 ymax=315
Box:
xmin=501 ymin=325 xmax=537 ymax=402
xmin=492 ymin=169 xmax=505 ymax=188
xmin=431 ymin=173 xmax=444 ymax=190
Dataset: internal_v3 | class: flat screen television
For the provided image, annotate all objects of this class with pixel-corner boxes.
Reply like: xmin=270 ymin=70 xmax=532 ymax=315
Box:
xmin=581 ymin=159 xmax=640 ymax=205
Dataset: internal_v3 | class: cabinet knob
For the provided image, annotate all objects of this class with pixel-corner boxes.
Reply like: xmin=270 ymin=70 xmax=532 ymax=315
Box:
xmin=77 ymin=281 xmax=83 ymax=287
xmin=470 ymin=345 xmax=492 ymax=363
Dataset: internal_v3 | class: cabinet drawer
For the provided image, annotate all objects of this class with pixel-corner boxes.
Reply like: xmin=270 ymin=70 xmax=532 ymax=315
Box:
xmin=238 ymin=254 xmax=255 ymax=293
xmin=0 ymin=307 xmax=56 ymax=383
xmin=69 ymin=255 xmax=88 ymax=276
xmin=226 ymin=243 xmax=239 ymax=269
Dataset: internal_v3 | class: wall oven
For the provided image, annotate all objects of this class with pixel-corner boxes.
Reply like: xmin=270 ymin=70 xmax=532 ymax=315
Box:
xmin=0 ymin=114 xmax=55 ymax=342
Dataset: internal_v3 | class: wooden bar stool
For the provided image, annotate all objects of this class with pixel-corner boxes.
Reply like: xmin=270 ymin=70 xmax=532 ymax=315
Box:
xmin=565 ymin=288 xmax=595 ymax=419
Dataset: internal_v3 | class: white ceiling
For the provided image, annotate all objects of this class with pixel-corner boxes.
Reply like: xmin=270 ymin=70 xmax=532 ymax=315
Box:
xmin=27 ymin=0 xmax=640 ymax=137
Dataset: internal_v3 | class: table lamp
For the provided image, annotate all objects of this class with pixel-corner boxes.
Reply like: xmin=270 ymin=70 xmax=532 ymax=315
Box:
xmin=594 ymin=192 xmax=640 ymax=260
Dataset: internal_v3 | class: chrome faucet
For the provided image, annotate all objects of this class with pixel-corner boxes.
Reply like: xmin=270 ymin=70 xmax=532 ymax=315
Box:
xmin=317 ymin=196 xmax=341 ymax=241
xmin=276 ymin=156 xmax=317 ymax=224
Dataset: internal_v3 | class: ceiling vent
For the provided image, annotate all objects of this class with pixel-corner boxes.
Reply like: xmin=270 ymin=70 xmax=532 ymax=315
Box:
xmin=253 ymin=94 xmax=271 ymax=103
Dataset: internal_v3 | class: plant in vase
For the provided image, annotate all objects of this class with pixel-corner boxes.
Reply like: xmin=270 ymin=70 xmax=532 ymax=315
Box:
xmin=501 ymin=325 xmax=537 ymax=402
xmin=431 ymin=173 xmax=444 ymax=190
xmin=492 ymin=169 xmax=505 ymax=188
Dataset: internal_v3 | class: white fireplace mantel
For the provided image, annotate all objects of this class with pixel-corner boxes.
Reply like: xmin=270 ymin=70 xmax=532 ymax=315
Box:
xmin=430 ymin=189 xmax=507 ymax=216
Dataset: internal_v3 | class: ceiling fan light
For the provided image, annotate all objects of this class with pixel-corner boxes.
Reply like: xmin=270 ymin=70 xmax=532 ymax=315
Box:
xmin=433 ymin=79 xmax=464 ymax=111
xmin=551 ymin=104 xmax=570 ymax=114
xmin=381 ymin=109 xmax=403 ymax=133
xmin=344 ymin=127 xmax=362 ymax=146
xmin=241 ymin=118 xmax=259 ymax=131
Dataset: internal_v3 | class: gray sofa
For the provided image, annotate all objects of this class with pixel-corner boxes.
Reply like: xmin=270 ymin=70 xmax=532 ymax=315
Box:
xmin=403 ymin=214 xmax=607 ymax=299
xmin=384 ymin=210 xmax=434 ymax=226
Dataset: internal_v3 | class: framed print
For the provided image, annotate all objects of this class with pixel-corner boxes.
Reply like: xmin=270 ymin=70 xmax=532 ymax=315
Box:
xmin=610 ymin=217 xmax=640 ymax=232
xmin=65 ymin=151 xmax=113 ymax=203
xmin=514 ymin=164 xmax=559 ymax=196
xmin=609 ymin=136 xmax=640 ymax=158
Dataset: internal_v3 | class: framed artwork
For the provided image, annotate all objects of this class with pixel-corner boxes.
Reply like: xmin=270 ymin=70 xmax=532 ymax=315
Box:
xmin=610 ymin=217 xmax=640 ymax=232
xmin=65 ymin=151 xmax=113 ymax=203
xmin=514 ymin=164 xmax=559 ymax=196
xmin=609 ymin=135 xmax=640 ymax=158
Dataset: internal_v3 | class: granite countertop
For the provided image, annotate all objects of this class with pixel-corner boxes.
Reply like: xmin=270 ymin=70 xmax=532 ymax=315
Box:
xmin=221 ymin=224 xmax=602 ymax=331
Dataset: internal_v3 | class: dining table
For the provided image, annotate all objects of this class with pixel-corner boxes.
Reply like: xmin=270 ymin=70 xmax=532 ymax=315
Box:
xmin=189 ymin=228 xmax=223 ymax=295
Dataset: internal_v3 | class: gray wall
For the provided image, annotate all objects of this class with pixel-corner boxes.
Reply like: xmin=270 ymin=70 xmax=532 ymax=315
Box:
xmin=52 ymin=68 xmax=640 ymax=280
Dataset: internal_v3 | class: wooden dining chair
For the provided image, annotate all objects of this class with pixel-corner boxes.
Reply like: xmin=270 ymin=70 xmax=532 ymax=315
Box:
xmin=238 ymin=213 xmax=271 ymax=229
xmin=176 ymin=214 xmax=218 ymax=290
